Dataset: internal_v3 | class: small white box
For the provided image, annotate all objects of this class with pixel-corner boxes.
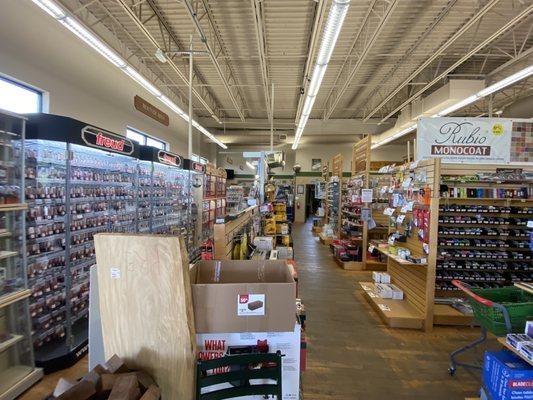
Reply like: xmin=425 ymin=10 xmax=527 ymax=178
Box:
xmin=376 ymin=283 xmax=403 ymax=300
xmin=372 ymin=272 xmax=391 ymax=284
xmin=253 ymin=236 xmax=274 ymax=251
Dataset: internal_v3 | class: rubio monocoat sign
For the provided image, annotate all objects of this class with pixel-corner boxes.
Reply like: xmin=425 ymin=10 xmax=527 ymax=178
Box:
xmin=417 ymin=117 xmax=512 ymax=163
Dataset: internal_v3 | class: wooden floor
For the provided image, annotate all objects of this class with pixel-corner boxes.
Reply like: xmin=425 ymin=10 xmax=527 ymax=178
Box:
xmin=18 ymin=221 xmax=490 ymax=399
xmin=297 ymin=221 xmax=490 ymax=400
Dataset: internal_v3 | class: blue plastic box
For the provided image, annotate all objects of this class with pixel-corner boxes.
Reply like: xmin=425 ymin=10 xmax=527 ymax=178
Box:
xmin=483 ymin=350 xmax=533 ymax=400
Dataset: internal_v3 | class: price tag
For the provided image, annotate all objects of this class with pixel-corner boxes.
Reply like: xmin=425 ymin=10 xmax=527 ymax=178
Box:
xmin=402 ymin=177 xmax=412 ymax=189
xmin=527 ymin=220 xmax=533 ymax=228
xmin=361 ymin=189 xmax=373 ymax=203
xmin=378 ymin=303 xmax=391 ymax=311
xmin=383 ymin=207 xmax=395 ymax=216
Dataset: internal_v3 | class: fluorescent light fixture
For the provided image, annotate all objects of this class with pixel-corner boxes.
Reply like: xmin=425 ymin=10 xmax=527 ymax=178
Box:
xmin=371 ymin=124 xmax=416 ymax=150
xmin=32 ymin=0 xmax=65 ymax=19
xmin=246 ymin=161 xmax=256 ymax=170
xmin=123 ymin=66 xmax=162 ymax=97
xmin=434 ymin=95 xmax=479 ymax=117
xmin=292 ymin=0 xmax=350 ymax=150
xmin=31 ymin=0 xmax=228 ymax=149
xmin=477 ymin=65 xmax=533 ymax=97
xmin=155 ymin=48 xmax=167 ymax=63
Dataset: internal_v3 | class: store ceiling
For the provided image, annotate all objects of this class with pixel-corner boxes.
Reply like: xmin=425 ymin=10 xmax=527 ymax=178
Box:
xmin=54 ymin=0 xmax=533 ymax=146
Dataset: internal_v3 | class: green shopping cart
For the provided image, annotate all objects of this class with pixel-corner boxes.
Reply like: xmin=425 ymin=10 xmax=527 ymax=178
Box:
xmin=448 ymin=280 xmax=533 ymax=376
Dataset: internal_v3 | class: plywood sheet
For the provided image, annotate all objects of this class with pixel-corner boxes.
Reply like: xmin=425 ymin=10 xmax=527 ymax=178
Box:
xmin=94 ymin=233 xmax=196 ymax=400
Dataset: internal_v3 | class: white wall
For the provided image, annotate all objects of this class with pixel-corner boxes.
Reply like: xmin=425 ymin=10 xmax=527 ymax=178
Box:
xmin=0 ymin=0 xmax=215 ymax=161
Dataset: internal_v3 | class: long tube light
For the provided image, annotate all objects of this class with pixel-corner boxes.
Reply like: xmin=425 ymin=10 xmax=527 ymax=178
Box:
xmin=292 ymin=0 xmax=350 ymax=150
xmin=30 ymin=0 xmax=227 ymax=149
xmin=371 ymin=64 xmax=533 ymax=149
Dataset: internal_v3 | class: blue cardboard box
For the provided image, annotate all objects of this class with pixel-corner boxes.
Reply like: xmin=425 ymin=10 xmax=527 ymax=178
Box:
xmin=483 ymin=350 xmax=533 ymax=400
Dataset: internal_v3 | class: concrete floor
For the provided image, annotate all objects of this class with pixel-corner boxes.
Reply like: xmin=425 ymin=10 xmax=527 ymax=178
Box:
xmin=297 ymin=221 xmax=491 ymax=400
xmin=19 ymin=220 xmax=492 ymax=399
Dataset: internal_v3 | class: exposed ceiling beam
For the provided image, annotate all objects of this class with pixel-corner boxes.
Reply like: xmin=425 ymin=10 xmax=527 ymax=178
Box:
xmin=294 ymin=0 xmax=327 ymax=124
xmin=182 ymin=0 xmax=247 ymax=121
xmin=250 ymin=0 xmax=271 ymax=121
xmin=350 ymin=0 xmax=457 ymax=117
xmin=363 ymin=0 xmax=502 ymax=122
xmin=322 ymin=0 xmax=399 ymax=120
xmin=115 ymin=0 xmax=223 ymax=122
xmin=378 ymin=4 xmax=533 ymax=123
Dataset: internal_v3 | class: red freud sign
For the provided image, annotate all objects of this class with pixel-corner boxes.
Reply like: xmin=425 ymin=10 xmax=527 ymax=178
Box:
xmin=81 ymin=126 xmax=135 ymax=155
xmin=157 ymin=150 xmax=183 ymax=167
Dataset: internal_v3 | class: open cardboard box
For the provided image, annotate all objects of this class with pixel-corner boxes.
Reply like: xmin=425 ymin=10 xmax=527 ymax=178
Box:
xmin=190 ymin=260 xmax=296 ymax=333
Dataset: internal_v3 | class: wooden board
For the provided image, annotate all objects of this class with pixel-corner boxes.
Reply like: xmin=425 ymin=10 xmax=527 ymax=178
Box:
xmin=334 ymin=256 xmax=364 ymax=271
xmin=359 ymin=282 xmax=424 ymax=329
xmin=94 ymin=233 xmax=196 ymax=400
xmin=318 ymin=232 xmax=333 ymax=246
xmin=433 ymin=304 xmax=474 ymax=326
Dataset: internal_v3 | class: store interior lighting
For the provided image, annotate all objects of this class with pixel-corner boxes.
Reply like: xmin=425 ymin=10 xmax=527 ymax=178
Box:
xmin=246 ymin=161 xmax=256 ymax=171
xmin=31 ymin=0 xmax=227 ymax=149
xmin=292 ymin=0 xmax=350 ymax=150
xmin=371 ymin=64 xmax=533 ymax=150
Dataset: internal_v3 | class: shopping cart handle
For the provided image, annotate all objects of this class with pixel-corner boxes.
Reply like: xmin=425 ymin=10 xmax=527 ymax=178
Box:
xmin=451 ymin=280 xmax=494 ymax=307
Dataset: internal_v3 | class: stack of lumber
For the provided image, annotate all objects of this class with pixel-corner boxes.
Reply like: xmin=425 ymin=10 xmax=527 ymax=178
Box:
xmin=48 ymin=355 xmax=160 ymax=400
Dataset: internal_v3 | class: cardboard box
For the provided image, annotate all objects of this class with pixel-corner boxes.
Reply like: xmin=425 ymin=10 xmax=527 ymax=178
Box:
xmin=483 ymin=350 xmax=533 ymax=400
xmin=190 ymin=260 xmax=296 ymax=333
xmin=253 ymin=236 xmax=274 ymax=251
xmin=376 ymin=283 xmax=404 ymax=300
xmin=196 ymin=323 xmax=300 ymax=400
xmin=276 ymin=246 xmax=293 ymax=260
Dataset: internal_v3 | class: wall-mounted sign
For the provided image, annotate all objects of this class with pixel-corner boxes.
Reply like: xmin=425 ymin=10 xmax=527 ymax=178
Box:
xmin=81 ymin=126 xmax=135 ymax=156
xmin=134 ymin=95 xmax=169 ymax=126
xmin=157 ymin=150 xmax=182 ymax=167
xmin=417 ymin=117 xmax=512 ymax=164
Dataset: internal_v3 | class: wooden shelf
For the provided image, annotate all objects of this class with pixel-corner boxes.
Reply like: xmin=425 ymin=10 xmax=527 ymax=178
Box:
xmin=497 ymin=337 xmax=533 ymax=366
xmin=334 ymin=256 xmax=364 ymax=271
xmin=359 ymin=282 xmax=424 ymax=329
xmin=514 ymin=282 xmax=533 ymax=294
xmin=0 ymin=204 xmax=27 ymax=212
xmin=373 ymin=245 xmax=428 ymax=267
xmin=365 ymin=260 xmax=387 ymax=271
xmin=433 ymin=304 xmax=473 ymax=326
xmin=0 ymin=251 xmax=17 ymax=260
xmin=318 ymin=232 xmax=334 ymax=246
xmin=0 ymin=289 xmax=31 ymax=309
xmin=0 ymin=334 xmax=24 ymax=353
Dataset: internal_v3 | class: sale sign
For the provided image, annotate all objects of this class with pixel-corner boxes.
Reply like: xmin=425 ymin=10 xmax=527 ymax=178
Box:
xmin=417 ymin=117 xmax=512 ymax=163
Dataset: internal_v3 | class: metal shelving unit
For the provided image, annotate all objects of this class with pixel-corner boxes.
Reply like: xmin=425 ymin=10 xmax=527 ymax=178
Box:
xmin=0 ymin=109 xmax=42 ymax=400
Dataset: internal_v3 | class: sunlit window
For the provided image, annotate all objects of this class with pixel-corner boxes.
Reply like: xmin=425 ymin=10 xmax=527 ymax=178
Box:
xmin=126 ymin=127 xmax=168 ymax=150
xmin=0 ymin=76 xmax=42 ymax=114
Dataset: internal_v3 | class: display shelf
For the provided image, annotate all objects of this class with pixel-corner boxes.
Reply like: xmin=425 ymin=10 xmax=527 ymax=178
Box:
xmin=0 ymin=204 xmax=27 ymax=212
xmin=213 ymin=205 xmax=258 ymax=260
xmin=359 ymin=282 xmax=424 ymax=329
xmin=497 ymin=337 xmax=533 ymax=367
xmin=0 ymin=335 xmax=24 ymax=353
xmin=0 ymin=366 xmax=40 ymax=398
xmin=371 ymin=244 xmax=428 ymax=267
xmin=433 ymin=304 xmax=474 ymax=326
xmin=0 ymin=289 xmax=31 ymax=309
xmin=0 ymin=250 xmax=17 ymax=260
xmin=334 ymin=256 xmax=364 ymax=271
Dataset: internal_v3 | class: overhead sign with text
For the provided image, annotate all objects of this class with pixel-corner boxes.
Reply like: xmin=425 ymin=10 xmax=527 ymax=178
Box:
xmin=417 ymin=117 xmax=512 ymax=163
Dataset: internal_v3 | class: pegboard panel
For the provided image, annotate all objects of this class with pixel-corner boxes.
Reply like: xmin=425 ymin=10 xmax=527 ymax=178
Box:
xmin=332 ymin=153 xmax=343 ymax=178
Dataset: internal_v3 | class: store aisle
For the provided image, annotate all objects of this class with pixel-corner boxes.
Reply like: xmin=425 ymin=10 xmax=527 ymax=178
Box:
xmin=295 ymin=221 xmax=490 ymax=400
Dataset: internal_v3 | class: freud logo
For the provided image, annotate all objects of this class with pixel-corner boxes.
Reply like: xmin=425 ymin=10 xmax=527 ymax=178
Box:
xmin=431 ymin=122 xmax=490 ymax=156
xmin=239 ymin=294 xmax=249 ymax=304
xmin=193 ymin=162 xmax=205 ymax=173
xmin=158 ymin=150 xmax=182 ymax=167
xmin=81 ymin=126 xmax=135 ymax=155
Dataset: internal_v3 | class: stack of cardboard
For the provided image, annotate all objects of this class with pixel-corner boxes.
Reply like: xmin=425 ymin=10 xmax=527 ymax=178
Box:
xmin=49 ymin=355 xmax=160 ymax=400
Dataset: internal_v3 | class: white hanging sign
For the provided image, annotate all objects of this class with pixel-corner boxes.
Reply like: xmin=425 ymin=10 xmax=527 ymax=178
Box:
xmin=416 ymin=117 xmax=512 ymax=164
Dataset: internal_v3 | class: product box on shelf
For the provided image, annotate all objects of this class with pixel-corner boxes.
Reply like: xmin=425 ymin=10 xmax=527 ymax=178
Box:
xmin=253 ymin=236 xmax=275 ymax=251
xmin=190 ymin=260 xmax=296 ymax=333
xmin=482 ymin=350 xmax=533 ymax=400
xmin=196 ymin=323 xmax=301 ymax=400
xmin=372 ymin=272 xmax=391 ymax=284
xmin=276 ymin=246 xmax=293 ymax=260
xmin=376 ymin=283 xmax=404 ymax=300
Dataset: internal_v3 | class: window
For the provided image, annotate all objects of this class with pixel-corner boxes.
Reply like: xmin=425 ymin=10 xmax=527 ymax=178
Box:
xmin=126 ymin=127 xmax=168 ymax=150
xmin=191 ymin=153 xmax=208 ymax=164
xmin=0 ymin=76 xmax=42 ymax=114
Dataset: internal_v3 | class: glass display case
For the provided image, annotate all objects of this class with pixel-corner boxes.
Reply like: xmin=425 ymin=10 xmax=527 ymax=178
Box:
xmin=0 ymin=109 xmax=42 ymax=400
xmin=185 ymin=159 xmax=205 ymax=262
xmin=25 ymin=113 xmax=140 ymax=371
xmin=138 ymin=147 xmax=189 ymax=235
